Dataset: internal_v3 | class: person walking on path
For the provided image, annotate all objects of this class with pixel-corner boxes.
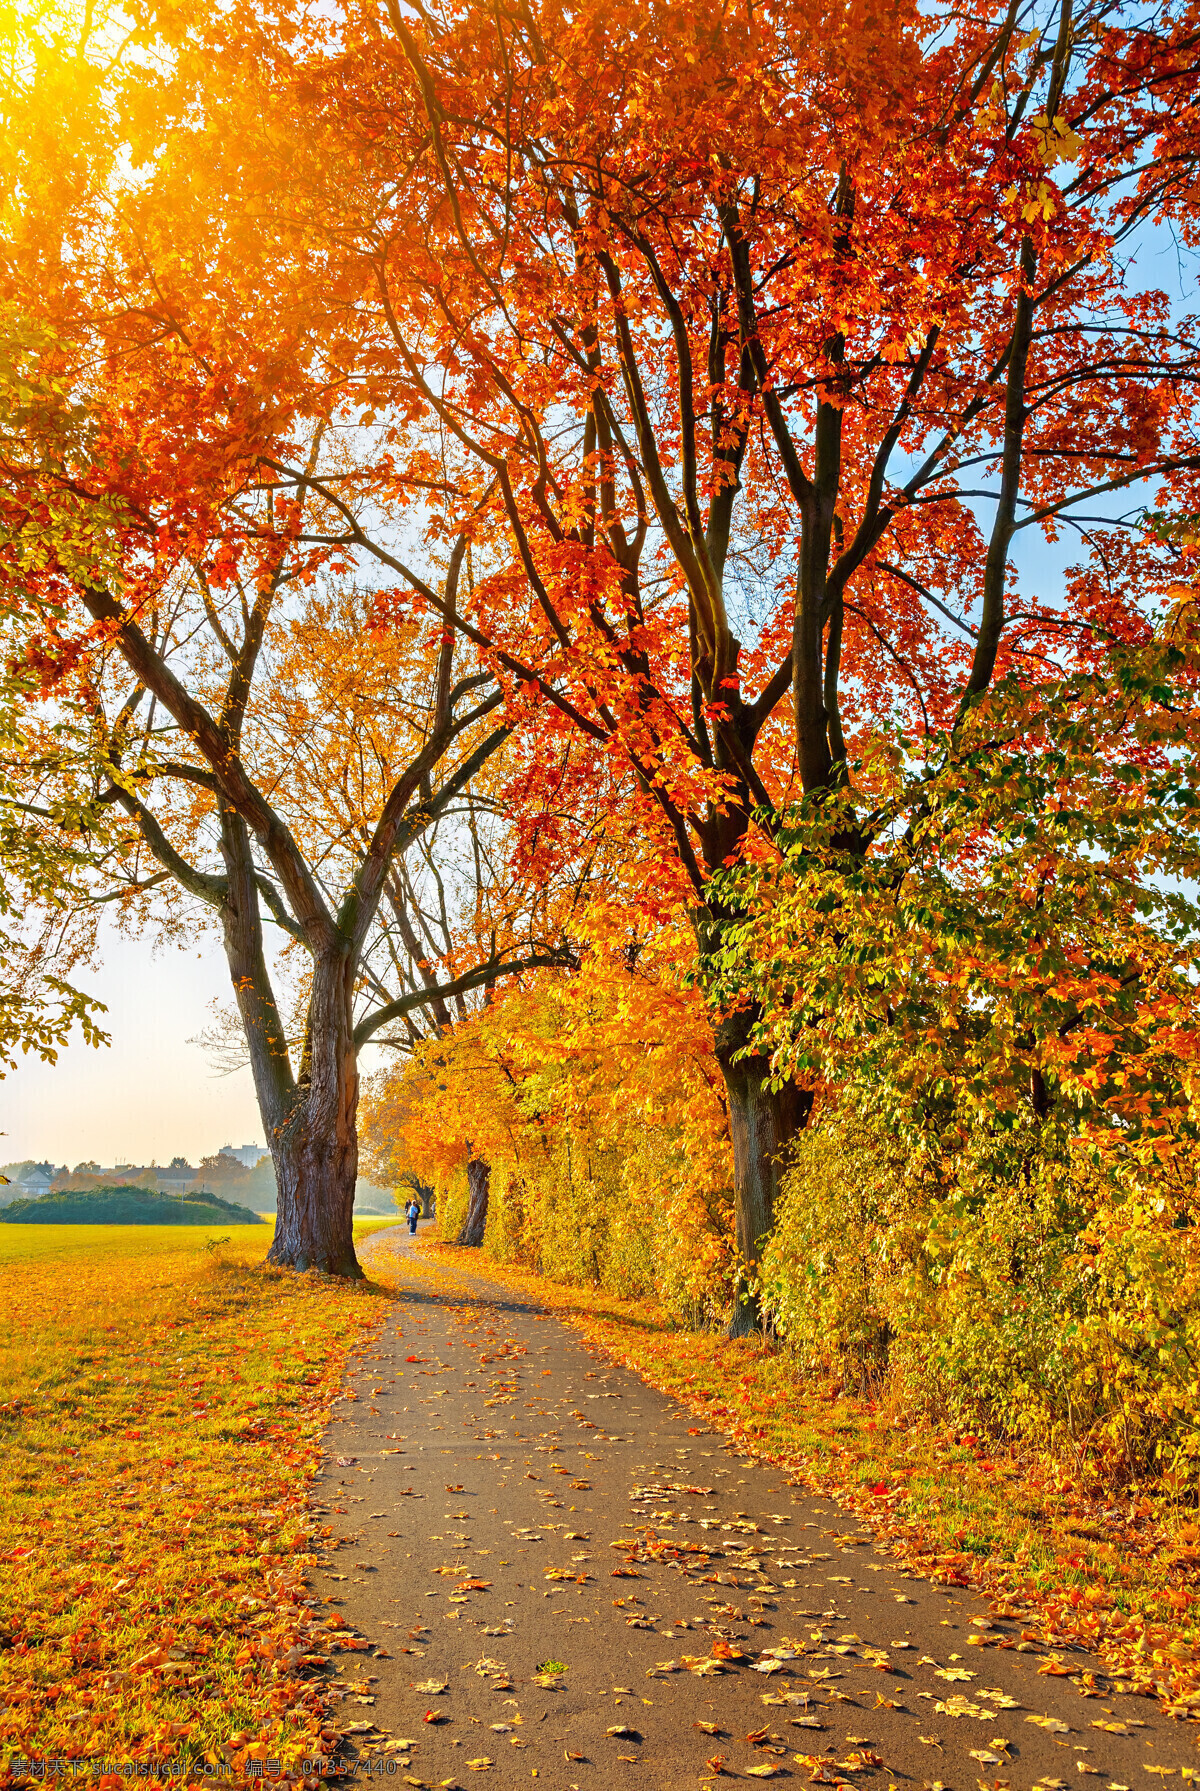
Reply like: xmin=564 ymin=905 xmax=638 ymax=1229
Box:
xmin=403 ymin=1198 xmax=421 ymax=1237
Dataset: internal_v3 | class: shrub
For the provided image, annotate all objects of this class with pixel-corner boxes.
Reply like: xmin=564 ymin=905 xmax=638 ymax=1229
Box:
xmin=0 ymin=1185 xmax=264 ymax=1226
xmin=760 ymin=1116 xmax=1200 ymax=1479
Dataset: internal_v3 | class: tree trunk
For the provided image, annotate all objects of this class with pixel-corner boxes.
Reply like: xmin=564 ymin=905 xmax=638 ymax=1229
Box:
xmin=217 ymin=811 xmax=363 ymax=1278
xmin=457 ymin=1156 xmax=490 ymax=1247
xmin=266 ymin=949 xmax=363 ymax=1277
xmin=268 ymin=1115 xmax=361 ymax=1276
xmin=715 ymin=1015 xmax=810 ymax=1337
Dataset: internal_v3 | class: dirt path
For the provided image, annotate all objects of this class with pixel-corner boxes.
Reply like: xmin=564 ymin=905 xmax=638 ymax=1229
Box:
xmin=305 ymin=1225 xmax=1199 ymax=1789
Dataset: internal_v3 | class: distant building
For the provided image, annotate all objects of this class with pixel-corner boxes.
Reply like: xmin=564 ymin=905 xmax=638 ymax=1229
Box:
xmin=157 ymin=1162 xmax=195 ymax=1195
xmin=19 ymin=1163 xmax=56 ymax=1196
xmin=219 ymin=1143 xmax=266 ymax=1169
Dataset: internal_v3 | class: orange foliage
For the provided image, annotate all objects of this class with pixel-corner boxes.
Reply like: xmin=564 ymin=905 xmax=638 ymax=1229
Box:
xmin=363 ymin=906 xmax=734 ymax=1314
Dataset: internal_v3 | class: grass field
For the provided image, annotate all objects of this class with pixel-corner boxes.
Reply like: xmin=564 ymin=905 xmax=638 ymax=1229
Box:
xmin=0 ymin=1221 xmax=391 ymax=1781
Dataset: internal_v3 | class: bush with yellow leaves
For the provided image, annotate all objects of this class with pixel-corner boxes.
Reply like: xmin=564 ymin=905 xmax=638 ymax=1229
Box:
xmin=360 ymin=909 xmax=734 ymax=1323
xmin=760 ymin=1115 xmax=1200 ymax=1479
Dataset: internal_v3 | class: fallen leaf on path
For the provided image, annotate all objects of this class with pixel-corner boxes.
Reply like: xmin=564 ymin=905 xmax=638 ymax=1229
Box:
xmin=936 ymin=1696 xmax=991 ymax=1720
xmin=1026 ymin=1716 xmax=1070 ymax=1734
xmin=695 ymin=1721 xmax=723 ymax=1735
xmin=746 ymin=1767 xmax=785 ymax=1779
xmin=414 ymin=1680 xmax=449 ymax=1693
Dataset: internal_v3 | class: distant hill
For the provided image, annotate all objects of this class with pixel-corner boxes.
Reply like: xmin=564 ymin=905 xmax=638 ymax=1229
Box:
xmin=0 ymin=1186 xmax=264 ymax=1226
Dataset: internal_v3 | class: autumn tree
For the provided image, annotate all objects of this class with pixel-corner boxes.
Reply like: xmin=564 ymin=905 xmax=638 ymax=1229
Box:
xmin=10 ymin=0 xmax=1200 ymax=1316
xmin=1 ymin=0 xmax=626 ymax=1273
xmin=141 ymin=0 xmax=1200 ymax=1321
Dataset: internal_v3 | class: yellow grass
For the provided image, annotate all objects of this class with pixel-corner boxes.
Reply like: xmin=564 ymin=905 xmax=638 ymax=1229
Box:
xmin=0 ymin=1223 xmax=387 ymax=1780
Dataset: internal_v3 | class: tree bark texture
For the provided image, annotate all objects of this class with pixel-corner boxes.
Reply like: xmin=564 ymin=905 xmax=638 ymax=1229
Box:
xmin=266 ymin=949 xmax=362 ymax=1276
xmin=217 ymin=815 xmax=362 ymax=1277
xmin=268 ymin=1111 xmax=361 ymax=1277
xmin=715 ymin=1013 xmax=810 ymax=1336
xmin=457 ymin=1156 xmax=491 ymax=1247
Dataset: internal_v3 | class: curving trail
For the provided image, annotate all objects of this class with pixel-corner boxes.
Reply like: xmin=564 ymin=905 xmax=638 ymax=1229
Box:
xmin=304 ymin=1224 xmax=1199 ymax=1789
